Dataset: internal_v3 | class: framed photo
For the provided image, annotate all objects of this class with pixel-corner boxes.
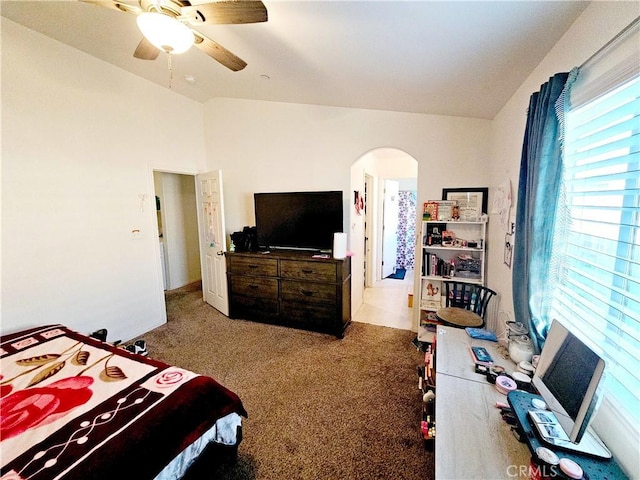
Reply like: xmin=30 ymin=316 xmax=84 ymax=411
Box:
xmin=442 ymin=187 xmax=489 ymax=221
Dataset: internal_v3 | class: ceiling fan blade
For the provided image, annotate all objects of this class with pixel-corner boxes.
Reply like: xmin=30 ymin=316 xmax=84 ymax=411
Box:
xmin=133 ymin=37 xmax=161 ymax=60
xmin=192 ymin=31 xmax=247 ymax=71
xmin=182 ymin=1 xmax=267 ymax=25
xmin=78 ymin=0 xmax=141 ymax=15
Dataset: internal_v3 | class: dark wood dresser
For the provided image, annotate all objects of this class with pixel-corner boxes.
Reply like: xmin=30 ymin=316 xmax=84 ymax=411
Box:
xmin=226 ymin=250 xmax=351 ymax=338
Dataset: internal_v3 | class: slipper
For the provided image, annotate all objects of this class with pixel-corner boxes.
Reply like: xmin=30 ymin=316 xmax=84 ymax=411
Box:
xmin=90 ymin=329 xmax=108 ymax=342
xmin=134 ymin=340 xmax=148 ymax=356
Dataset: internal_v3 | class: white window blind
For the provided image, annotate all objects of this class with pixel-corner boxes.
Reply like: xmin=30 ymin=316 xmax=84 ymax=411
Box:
xmin=550 ymin=19 xmax=640 ymax=426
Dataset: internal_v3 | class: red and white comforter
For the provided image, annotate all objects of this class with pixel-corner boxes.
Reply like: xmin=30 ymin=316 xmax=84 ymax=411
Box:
xmin=0 ymin=325 xmax=246 ymax=480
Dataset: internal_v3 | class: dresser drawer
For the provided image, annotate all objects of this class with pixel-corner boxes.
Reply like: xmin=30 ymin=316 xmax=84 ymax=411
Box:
xmin=229 ymin=275 xmax=278 ymax=299
xmin=231 ymin=295 xmax=279 ymax=318
xmin=228 ymin=256 xmax=278 ymax=276
xmin=280 ymin=260 xmax=337 ymax=283
xmin=281 ymin=300 xmax=336 ymax=328
xmin=281 ymin=280 xmax=336 ymax=304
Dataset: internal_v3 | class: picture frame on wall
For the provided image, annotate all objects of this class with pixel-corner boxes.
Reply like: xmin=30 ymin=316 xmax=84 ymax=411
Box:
xmin=442 ymin=187 xmax=489 ymax=221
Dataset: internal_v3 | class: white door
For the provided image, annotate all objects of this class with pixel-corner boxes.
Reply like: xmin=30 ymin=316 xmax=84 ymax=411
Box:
xmin=196 ymin=170 xmax=229 ymax=315
xmin=381 ymin=179 xmax=400 ymax=278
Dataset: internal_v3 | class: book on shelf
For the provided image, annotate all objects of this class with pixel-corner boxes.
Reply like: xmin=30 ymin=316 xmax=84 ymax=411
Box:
xmin=424 ymin=253 xmax=455 ymax=278
xmin=430 ymin=254 xmax=438 ymax=276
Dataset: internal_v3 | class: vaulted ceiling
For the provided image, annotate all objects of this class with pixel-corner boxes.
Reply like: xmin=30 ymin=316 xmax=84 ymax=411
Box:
xmin=1 ymin=1 xmax=590 ymax=119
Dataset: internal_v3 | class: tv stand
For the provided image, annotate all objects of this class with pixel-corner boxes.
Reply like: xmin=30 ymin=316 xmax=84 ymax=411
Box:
xmin=226 ymin=250 xmax=351 ymax=338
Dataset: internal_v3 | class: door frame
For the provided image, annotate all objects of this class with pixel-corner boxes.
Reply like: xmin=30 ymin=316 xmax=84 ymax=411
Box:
xmin=148 ymin=166 xmax=201 ymax=317
xmin=364 ymin=173 xmax=374 ymax=288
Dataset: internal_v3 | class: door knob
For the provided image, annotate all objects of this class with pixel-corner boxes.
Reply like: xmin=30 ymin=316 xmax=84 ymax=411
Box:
xmin=217 ymin=251 xmax=224 ymax=256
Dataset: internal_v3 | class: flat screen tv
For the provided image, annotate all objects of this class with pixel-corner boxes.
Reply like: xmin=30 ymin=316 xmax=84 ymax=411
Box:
xmin=254 ymin=191 xmax=343 ymax=251
xmin=529 ymin=319 xmax=611 ymax=458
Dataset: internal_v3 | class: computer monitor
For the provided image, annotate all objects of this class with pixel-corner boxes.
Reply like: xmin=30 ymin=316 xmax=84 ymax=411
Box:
xmin=529 ymin=319 xmax=611 ymax=458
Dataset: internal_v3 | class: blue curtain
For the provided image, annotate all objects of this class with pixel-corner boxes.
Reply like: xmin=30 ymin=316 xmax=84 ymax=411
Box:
xmin=513 ymin=72 xmax=575 ymax=352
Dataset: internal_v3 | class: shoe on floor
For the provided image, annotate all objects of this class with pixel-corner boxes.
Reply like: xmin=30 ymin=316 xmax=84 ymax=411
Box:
xmin=134 ymin=340 xmax=148 ymax=356
xmin=90 ymin=329 xmax=108 ymax=342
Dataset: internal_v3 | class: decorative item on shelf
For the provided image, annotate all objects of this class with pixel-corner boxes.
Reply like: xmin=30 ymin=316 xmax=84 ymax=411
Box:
xmin=442 ymin=230 xmax=456 ymax=246
xmin=452 ymin=205 xmax=460 ymax=220
xmin=442 ymin=187 xmax=489 ymax=222
xmin=436 ymin=200 xmax=457 ymax=221
xmin=424 ymin=201 xmax=439 ymax=221
xmin=453 ymin=254 xmax=481 ymax=279
xmin=424 ymin=223 xmax=445 ymax=246
xmin=424 ymin=200 xmax=459 ymax=221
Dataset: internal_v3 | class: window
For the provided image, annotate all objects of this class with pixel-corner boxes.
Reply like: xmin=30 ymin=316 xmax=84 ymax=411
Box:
xmin=549 ymin=31 xmax=639 ymax=427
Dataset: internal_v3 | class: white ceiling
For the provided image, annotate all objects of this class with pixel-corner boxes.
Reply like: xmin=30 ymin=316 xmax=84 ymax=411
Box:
xmin=1 ymin=0 xmax=590 ymax=119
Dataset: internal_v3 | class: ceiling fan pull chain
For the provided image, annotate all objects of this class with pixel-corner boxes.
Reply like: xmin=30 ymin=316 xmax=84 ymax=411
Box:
xmin=166 ymin=52 xmax=173 ymax=89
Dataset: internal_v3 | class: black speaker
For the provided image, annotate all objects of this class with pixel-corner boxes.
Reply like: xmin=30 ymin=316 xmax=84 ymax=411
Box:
xmin=231 ymin=226 xmax=258 ymax=252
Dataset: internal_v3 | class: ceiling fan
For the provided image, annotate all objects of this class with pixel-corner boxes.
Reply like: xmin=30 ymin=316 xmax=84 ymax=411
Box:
xmin=79 ymin=0 xmax=268 ymax=71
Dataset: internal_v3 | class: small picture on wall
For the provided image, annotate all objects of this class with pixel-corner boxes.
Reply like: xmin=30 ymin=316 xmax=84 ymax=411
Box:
xmin=354 ymin=190 xmax=365 ymax=215
xmin=504 ymin=232 xmax=513 ymax=268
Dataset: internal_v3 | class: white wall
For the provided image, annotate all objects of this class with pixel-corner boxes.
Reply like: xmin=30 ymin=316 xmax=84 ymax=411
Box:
xmin=203 ymin=98 xmax=491 ymax=324
xmin=203 ymin=98 xmax=491 ymax=231
xmin=1 ymin=18 xmax=207 ymax=342
xmin=488 ymin=3 xmax=639 ymax=476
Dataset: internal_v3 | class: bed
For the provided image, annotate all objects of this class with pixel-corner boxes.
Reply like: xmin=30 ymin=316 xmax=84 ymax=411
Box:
xmin=0 ymin=324 xmax=247 ymax=480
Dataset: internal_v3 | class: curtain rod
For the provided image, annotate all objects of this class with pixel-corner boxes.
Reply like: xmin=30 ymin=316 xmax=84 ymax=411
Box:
xmin=579 ymin=16 xmax=639 ymax=69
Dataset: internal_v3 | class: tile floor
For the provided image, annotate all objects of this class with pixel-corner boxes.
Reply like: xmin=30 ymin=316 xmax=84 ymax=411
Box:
xmin=353 ymin=269 xmax=415 ymax=331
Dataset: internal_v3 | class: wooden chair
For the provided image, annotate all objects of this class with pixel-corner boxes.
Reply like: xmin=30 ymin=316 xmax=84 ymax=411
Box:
xmin=442 ymin=281 xmax=497 ymax=327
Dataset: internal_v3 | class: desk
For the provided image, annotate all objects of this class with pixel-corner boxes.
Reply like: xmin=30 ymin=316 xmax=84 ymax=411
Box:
xmin=436 ymin=307 xmax=483 ymax=328
xmin=435 ymin=326 xmax=530 ymax=479
xmin=435 ymin=326 xmax=510 ymax=381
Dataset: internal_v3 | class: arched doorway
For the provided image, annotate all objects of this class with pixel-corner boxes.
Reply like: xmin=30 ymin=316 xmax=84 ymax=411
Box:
xmin=350 ymin=148 xmax=418 ymax=331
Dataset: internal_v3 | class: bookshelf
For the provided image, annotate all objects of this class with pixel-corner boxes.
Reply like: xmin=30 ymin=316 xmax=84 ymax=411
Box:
xmin=418 ymin=220 xmax=487 ymax=341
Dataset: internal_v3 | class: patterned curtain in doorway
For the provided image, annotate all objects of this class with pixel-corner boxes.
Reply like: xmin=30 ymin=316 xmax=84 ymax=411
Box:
xmin=396 ymin=191 xmax=416 ymax=270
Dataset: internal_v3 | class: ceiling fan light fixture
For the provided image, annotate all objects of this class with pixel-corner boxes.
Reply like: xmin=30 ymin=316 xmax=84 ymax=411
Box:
xmin=136 ymin=12 xmax=194 ymax=54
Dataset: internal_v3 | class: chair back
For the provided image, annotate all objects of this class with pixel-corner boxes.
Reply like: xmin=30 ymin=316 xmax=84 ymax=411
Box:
xmin=443 ymin=281 xmax=497 ymax=323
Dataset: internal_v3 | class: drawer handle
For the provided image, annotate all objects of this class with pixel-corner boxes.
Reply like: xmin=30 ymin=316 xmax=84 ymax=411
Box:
xmin=249 ymin=284 xmax=260 ymax=289
xmin=248 ymin=265 xmax=259 ymax=269
xmin=302 ymin=269 xmax=314 ymax=274
xmin=301 ymin=290 xmax=314 ymax=296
